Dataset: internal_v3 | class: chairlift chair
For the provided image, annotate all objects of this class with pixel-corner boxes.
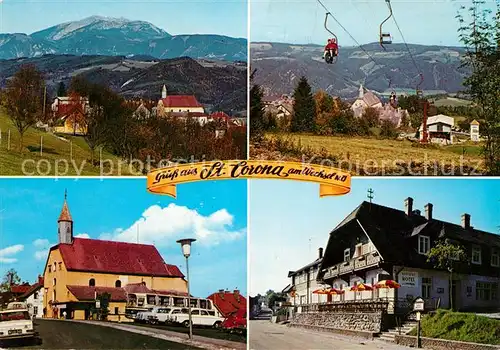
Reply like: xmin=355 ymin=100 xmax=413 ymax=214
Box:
xmin=379 ymin=0 xmax=393 ymax=50
xmin=324 ymin=12 xmax=338 ymax=64
xmin=380 ymin=33 xmax=393 ymax=45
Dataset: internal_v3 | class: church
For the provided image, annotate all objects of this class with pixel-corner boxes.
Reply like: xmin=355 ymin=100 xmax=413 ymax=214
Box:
xmin=156 ymin=85 xmax=205 ymax=116
xmin=43 ymin=193 xmax=188 ymax=321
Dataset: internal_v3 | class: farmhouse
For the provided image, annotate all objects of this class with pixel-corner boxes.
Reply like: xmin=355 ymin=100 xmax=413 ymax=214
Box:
xmin=43 ymin=193 xmax=187 ymax=321
xmin=19 ymin=276 xmax=44 ymax=318
xmin=51 ymin=96 xmax=89 ymax=135
xmin=419 ymin=114 xmax=454 ymax=144
xmin=470 ymin=119 xmax=480 ymax=142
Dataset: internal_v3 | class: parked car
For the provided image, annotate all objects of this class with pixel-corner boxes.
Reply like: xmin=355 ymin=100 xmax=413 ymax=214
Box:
xmin=0 ymin=302 xmax=37 ymax=344
xmin=167 ymin=307 xmax=224 ymax=328
xmin=135 ymin=307 xmax=171 ymax=324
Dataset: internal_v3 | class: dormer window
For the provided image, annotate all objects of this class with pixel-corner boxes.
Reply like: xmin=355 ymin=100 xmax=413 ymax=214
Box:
xmin=418 ymin=236 xmax=430 ymax=255
xmin=344 ymin=248 xmax=351 ymax=262
xmin=492 ymin=249 xmax=499 ymax=267
xmin=472 ymin=246 xmax=482 ymax=264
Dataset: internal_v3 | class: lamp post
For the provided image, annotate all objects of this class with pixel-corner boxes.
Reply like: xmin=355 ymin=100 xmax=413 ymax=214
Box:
xmin=176 ymin=238 xmax=196 ymax=340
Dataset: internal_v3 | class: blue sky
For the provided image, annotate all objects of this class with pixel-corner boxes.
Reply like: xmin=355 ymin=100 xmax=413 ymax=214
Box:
xmin=249 ymin=178 xmax=500 ymax=295
xmin=0 ymin=0 xmax=247 ymax=38
xmin=0 ymin=178 xmax=247 ymax=298
xmin=250 ymin=0 xmax=496 ymax=46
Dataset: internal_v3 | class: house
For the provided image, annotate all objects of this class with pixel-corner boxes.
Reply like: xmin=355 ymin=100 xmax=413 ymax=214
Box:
xmin=157 ymin=85 xmax=205 ymax=116
xmin=351 ymin=85 xmax=383 ymax=118
xmin=9 ymin=283 xmax=32 ymax=300
xmin=419 ymin=114 xmax=454 ymax=144
xmin=207 ymin=289 xmax=246 ymax=318
xmin=19 ymin=276 xmax=44 ymax=318
xmin=43 ymin=193 xmax=187 ymax=321
xmin=470 ymin=120 xmax=480 ymax=142
xmin=317 ymin=197 xmax=500 ymax=313
xmin=51 ymin=96 xmax=89 ymax=135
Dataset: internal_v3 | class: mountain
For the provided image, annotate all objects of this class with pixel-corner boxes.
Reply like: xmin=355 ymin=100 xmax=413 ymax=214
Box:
xmin=251 ymin=42 xmax=470 ymax=98
xmin=0 ymin=16 xmax=247 ymax=62
xmin=0 ymin=55 xmax=247 ymax=114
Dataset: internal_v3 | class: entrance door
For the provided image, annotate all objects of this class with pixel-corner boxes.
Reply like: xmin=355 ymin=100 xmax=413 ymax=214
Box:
xmin=451 ymin=280 xmax=460 ymax=310
xmin=85 ymin=309 xmax=90 ymax=320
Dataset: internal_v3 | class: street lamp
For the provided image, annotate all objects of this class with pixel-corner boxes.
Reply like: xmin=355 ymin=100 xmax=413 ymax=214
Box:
xmin=176 ymin=238 xmax=196 ymax=340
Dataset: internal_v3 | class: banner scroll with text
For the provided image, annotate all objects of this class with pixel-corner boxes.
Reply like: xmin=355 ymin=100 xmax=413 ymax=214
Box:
xmin=147 ymin=160 xmax=351 ymax=198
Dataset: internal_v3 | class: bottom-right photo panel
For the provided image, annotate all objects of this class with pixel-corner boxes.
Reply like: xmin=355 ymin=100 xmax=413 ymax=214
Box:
xmin=249 ymin=179 xmax=500 ymax=350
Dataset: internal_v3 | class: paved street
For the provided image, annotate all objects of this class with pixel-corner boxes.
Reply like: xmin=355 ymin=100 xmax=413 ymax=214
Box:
xmin=249 ymin=320 xmax=410 ymax=350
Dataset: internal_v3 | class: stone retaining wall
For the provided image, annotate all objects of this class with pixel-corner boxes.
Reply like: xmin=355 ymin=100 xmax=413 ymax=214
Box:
xmin=395 ymin=334 xmax=500 ymax=350
xmin=288 ymin=323 xmax=375 ymax=339
xmin=290 ymin=311 xmax=382 ymax=333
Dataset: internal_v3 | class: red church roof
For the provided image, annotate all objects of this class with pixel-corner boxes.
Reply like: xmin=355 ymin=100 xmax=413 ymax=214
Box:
xmin=208 ymin=290 xmax=247 ymax=318
xmin=54 ymin=238 xmax=184 ymax=278
xmin=123 ymin=282 xmax=189 ymax=296
xmin=67 ymin=285 xmax=127 ymax=302
xmin=161 ymin=96 xmax=203 ymax=108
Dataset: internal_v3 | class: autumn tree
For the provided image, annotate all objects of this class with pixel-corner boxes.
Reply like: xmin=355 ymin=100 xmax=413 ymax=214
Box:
xmin=427 ymin=239 xmax=467 ymax=310
xmin=456 ymin=0 xmax=500 ymax=174
xmin=292 ymin=76 xmax=315 ymax=132
xmin=4 ymin=64 xmax=45 ymax=151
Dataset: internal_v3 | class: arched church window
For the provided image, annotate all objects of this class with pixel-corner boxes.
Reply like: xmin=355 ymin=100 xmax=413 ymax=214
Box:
xmin=115 ymin=280 xmax=121 ymax=288
xmin=89 ymin=278 xmax=95 ymax=287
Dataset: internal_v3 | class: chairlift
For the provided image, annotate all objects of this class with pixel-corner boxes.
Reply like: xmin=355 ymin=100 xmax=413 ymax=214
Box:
xmin=416 ymin=73 xmax=424 ymax=97
xmin=324 ymin=12 xmax=338 ymax=64
xmin=379 ymin=0 xmax=393 ymax=50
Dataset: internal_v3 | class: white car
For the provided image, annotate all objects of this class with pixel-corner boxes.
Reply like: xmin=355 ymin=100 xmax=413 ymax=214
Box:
xmin=136 ymin=307 xmax=172 ymax=324
xmin=167 ymin=307 xmax=224 ymax=328
xmin=0 ymin=302 xmax=36 ymax=342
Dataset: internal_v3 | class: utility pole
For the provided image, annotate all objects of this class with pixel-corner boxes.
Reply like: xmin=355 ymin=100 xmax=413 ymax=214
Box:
xmin=43 ymin=86 xmax=47 ymax=121
xmin=367 ymin=188 xmax=374 ymax=203
xmin=420 ymin=100 xmax=429 ymax=144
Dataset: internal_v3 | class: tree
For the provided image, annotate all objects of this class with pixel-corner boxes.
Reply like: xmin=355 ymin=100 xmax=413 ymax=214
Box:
xmin=0 ymin=269 xmax=21 ymax=292
xmin=97 ymin=292 xmax=111 ymax=320
xmin=250 ymin=69 xmax=265 ymax=141
xmin=456 ymin=1 xmax=500 ymax=173
xmin=292 ymin=76 xmax=316 ymax=132
xmin=4 ymin=64 xmax=45 ymax=152
xmin=427 ymin=239 xmax=467 ymax=310
xmin=57 ymin=82 xmax=67 ymax=97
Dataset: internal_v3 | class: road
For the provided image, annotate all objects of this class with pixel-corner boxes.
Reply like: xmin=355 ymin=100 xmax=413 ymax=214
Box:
xmin=249 ymin=320 xmax=410 ymax=350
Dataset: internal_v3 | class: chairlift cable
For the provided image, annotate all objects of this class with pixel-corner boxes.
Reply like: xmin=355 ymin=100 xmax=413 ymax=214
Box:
xmin=391 ymin=9 xmax=421 ymax=77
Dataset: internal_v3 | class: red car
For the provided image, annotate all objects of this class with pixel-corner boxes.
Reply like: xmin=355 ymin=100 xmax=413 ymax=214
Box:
xmin=221 ymin=309 xmax=246 ymax=334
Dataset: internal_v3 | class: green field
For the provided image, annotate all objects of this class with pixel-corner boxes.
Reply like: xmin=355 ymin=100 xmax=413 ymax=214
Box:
xmin=252 ymin=133 xmax=485 ymax=175
xmin=0 ymin=109 xmax=134 ymax=176
xmin=432 ymin=97 xmax=473 ymax=107
xmin=409 ymin=310 xmax=500 ymax=345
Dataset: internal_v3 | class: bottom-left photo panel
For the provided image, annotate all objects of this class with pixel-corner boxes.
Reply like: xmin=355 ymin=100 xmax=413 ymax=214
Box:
xmin=0 ymin=178 xmax=247 ymax=349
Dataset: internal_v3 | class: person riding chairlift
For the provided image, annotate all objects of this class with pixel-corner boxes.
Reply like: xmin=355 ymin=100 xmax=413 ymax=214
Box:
xmin=323 ymin=38 xmax=338 ymax=59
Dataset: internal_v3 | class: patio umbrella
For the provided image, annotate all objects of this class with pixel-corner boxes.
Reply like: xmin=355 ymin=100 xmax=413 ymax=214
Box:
xmin=312 ymin=289 xmax=330 ymax=294
xmin=350 ymin=283 xmax=373 ymax=291
xmin=374 ymin=280 xmax=401 ymax=289
xmin=327 ymin=288 xmax=345 ymax=295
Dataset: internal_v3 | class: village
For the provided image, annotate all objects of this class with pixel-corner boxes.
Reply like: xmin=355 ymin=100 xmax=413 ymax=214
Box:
xmin=0 ymin=188 xmax=247 ymax=349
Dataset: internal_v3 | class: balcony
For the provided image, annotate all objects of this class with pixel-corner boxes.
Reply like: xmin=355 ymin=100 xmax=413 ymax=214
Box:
xmin=321 ymin=252 xmax=381 ymax=280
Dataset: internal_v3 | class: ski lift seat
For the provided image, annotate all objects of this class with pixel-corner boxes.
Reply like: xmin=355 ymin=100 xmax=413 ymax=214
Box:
xmin=380 ymin=33 xmax=392 ymax=45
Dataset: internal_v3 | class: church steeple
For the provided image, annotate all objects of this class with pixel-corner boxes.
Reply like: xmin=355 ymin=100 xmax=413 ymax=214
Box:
xmin=58 ymin=189 xmax=73 ymax=244
xmin=359 ymin=84 xmax=364 ymax=99
xmin=161 ymin=85 xmax=167 ymax=99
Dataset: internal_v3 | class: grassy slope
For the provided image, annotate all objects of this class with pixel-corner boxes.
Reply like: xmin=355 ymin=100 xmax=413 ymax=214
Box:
xmin=13 ymin=319 xmax=200 ymax=349
xmin=432 ymin=97 xmax=473 ymax=108
xmin=0 ymin=109 xmax=134 ymax=176
xmin=409 ymin=310 xmax=500 ymax=345
xmin=264 ymin=133 xmax=484 ymax=173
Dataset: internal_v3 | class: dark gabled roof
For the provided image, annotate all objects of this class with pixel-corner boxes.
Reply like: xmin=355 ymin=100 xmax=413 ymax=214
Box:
xmin=288 ymin=257 xmax=323 ymax=277
xmin=320 ymin=200 xmax=500 ymax=274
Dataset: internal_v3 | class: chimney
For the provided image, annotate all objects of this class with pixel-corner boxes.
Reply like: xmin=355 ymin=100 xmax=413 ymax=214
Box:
xmin=424 ymin=203 xmax=433 ymax=220
xmin=318 ymin=247 xmax=324 ymax=259
xmin=461 ymin=213 xmax=471 ymax=229
xmin=405 ymin=197 xmax=414 ymax=216
xmin=413 ymin=209 xmax=421 ymax=216
xmin=234 ymin=289 xmax=239 ymax=295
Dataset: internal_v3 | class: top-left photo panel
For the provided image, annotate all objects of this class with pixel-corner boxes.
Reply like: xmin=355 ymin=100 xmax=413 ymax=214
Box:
xmin=0 ymin=0 xmax=248 ymax=176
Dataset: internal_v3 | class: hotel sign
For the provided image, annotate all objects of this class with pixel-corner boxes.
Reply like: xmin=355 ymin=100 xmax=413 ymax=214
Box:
xmin=400 ymin=271 xmax=418 ymax=287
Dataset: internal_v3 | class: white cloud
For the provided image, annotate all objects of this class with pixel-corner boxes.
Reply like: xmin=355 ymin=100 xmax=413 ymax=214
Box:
xmin=75 ymin=233 xmax=90 ymax=238
xmin=101 ymin=204 xmax=245 ymax=246
xmin=0 ymin=244 xmax=24 ymax=263
xmin=34 ymin=250 xmax=48 ymax=261
xmin=33 ymin=239 xmax=50 ymax=248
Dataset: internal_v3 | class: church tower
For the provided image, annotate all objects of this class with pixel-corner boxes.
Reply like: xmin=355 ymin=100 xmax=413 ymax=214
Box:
xmin=161 ymin=85 xmax=167 ymax=99
xmin=58 ymin=190 xmax=73 ymax=244
xmin=358 ymin=84 xmax=364 ymax=99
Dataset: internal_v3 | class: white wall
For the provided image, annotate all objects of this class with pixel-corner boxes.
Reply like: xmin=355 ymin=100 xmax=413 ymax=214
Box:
xmin=26 ymin=289 xmax=44 ymax=318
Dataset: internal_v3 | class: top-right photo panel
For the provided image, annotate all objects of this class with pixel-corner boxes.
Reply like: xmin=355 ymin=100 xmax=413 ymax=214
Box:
xmin=250 ymin=0 xmax=499 ymax=176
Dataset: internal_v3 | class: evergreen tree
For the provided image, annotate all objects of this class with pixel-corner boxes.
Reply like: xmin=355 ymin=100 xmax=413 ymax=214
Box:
xmin=456 ymin=0 xmax=500 ymax=173
xmin=57 ymin=82 xmax=67 ymax=97
xmin=250 ymin=69 xmax=265 ymax=141
xmin=292 ymin=76 xmax=315 ymax=132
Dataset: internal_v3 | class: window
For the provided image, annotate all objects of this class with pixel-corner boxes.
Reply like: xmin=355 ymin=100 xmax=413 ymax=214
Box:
xmin=472 ymin=246 xmax=482 ymax=264
xmin=354 ymin=244 xmax=362 ymax=258
xmin=491 ymin=249 xmax=499 ymax=267
xmin=421 ymin=277 xmax=432 ymax=299
xmin=418 ymin=236 xmax=430 ymax=254
xmin=171 ymin=310 xmax=181 ymax=314
xmin=89 ymin=278 xmax=95 ymax=287
xmin=114 ymin=307 xmax=119 ymax=315
xmin=48 ymin=265 xmax=52 ymax=273
xmin=201 ymin=310 xmax=208 ymax=316
xmin=34 ymin=292 xmax=38 ymax=300
xmin=33 ymin=306 xmax=38 ymax=316
xmin=344 ymin=248 xmax=351 ymax=262
xmin=53 ymin=278 xmax=56 ymax=286
xmin=207 ymin=310 xmax=215 ymax=316
xmin=58 ymin=263 xmax=62 ymax=271
xmin=476 ymin=282 xmax=498 ymax=301
xmin=54 ymin=262 xmax=56 ymax=270
xmin=115 ymin=280 xmax=121 ymax=288
xmin=191 ymin=310 xmax=200 ymax=315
